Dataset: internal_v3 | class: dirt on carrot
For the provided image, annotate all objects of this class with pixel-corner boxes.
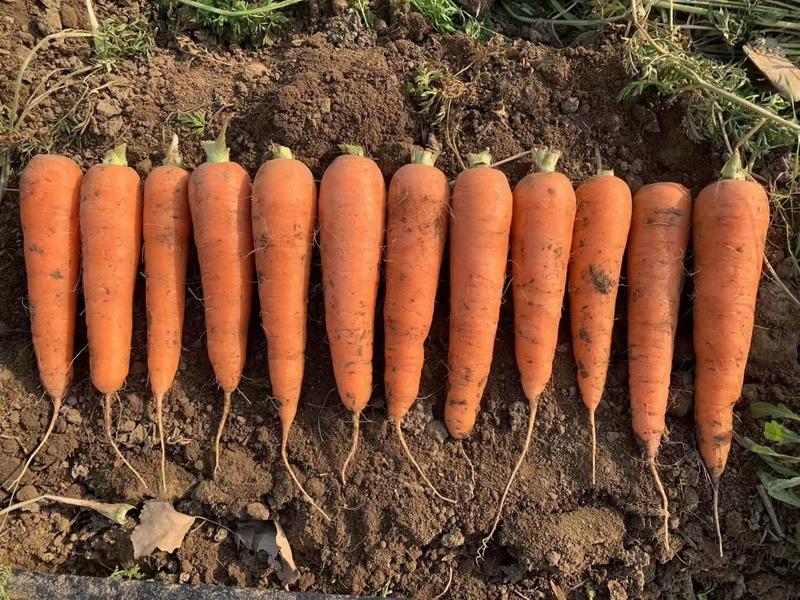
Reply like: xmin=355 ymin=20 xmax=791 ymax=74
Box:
xmin=0 ymin=0 xmax=798 ymax=598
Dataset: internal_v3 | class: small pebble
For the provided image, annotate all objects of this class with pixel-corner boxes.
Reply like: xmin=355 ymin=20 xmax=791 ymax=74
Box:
xmin=17 ymin=484 xmax=39 ymax=502
xmin=245 ymin=502 xmax=271 ymax=521
xmin=545 ymin=550 xmax=561 ymax=566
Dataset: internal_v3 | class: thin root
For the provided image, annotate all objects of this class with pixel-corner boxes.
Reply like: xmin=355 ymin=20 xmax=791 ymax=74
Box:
xmin=712 ymin=476 xmax=723 ymax=557
xmin=103 ymin=393 xmax=148 ymax=490
xmin=648 ymin=457 xmax=670 ymax=552
xmin=478 ymin=402 xmax=537 ymax=562
xmin=340 ymin=412 xmax=360 ymax=486
xmin=213 ymin=390 xmax=232 ymax=478
xmin=281 ymin=431 xmax=332 ymax=522
xmin=395 ymin=419 xmax=456 ymax=504
xmin=1 ymin=396 xmax=62 ymax=529
xmin=589 ymin=408 xmax=597 ymax=487
xmin=155 ymin=392 xmax=168 ymax=497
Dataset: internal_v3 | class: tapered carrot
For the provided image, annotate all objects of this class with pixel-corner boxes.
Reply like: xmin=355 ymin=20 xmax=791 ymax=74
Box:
xmin=444 ymin=151 xmax=513 ymax=439
xmin=319 ymin=144 xmax=385 ymax=485
xmin=627 ymin=181 xmax=692 ymax=551
xmin=480 ymin=147 xmax=575 ymax=553
xmin=81 ymin=145 xmax=147 ymax=489
xmin=251 ymin=144 xmax=328 ymax=520
xmin=568 ymin=166 xmax=632 ymax=486
xmin=693 ymin=150 xmax=769 ymax=556
xmin=384 ymin=148 xmax=453 ymax=502
xmin=188 ymin=123 xmax=254 ymax=476
xmin=143 ymin=135 xmax=191 ymax=495
xmin=10 ymin=155 xmax=82 ymax=498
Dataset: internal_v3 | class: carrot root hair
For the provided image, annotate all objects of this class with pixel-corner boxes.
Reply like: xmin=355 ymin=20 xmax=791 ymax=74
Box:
xmin=103 ymin=393 xmax=148 ymax=490
xmin=213 ymin=390 xmax=232 ymax=478
xmin=648 ymin=456 xmax=670 ymax=552
xmin=154 ymin=391 xmax=168 ymax=497
xmin=340 ymin=411 xmax=360 ymax=486
xmin=712 ymin=475 xmax=723 ymax=557
xmin=281 ymin=428 xmax=332 ymax=522
xmin=395 ymin=418 xmax=456 ymax=504
xmin=589 ymin=407 xmax=597 ymax=487
xmin=478 ymin=400 xmax=538 ymax=561
xmin=1 ymin=395 xmax=63 ymax=528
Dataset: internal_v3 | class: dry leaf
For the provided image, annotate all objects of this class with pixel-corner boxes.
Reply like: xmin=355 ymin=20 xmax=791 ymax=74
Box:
xmin=236 ymin=519 xmax=300 ymax=587
xmin=131 ymin=500 xmax=196 ymax=558
xmin=745 ymin=44 xmax=800 ymax=100
xmin=549 ymin=580 xmax=568 ymax=600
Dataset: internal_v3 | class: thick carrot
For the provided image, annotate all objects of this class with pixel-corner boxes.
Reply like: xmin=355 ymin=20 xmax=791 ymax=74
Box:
xmin=568 ymin=166 xmax=632 ymax=485
xmin=188 ymin=123 xmax=254 ymax=476
xmin=251 ymin=144 xmax=328 ymax=520
xmin=693 ymin=150 xmax=769 ymax=556
xmin=627 ymin=181 xmax=692 ymax=551
xmin=11 ymin=155 xmax=82 ymax=497
xmin=384 ymin=148 xmax=452 ymax=502
xmin=143 ymin=135 xmax=191 ymax=495
xmin=80 ymin=145 xmax=147 ymax=489
xmin=319 ymin=144 xmax=385 ymax=484
xmin=444 ymin=151 xmax=512 ymax=439
xmin=480 ymin=147 xmax=575 ymax=553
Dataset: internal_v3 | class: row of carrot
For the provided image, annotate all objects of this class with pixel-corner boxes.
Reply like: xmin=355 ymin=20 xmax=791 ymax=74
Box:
xmin=17 ymin=126 xmax=768 ymax=556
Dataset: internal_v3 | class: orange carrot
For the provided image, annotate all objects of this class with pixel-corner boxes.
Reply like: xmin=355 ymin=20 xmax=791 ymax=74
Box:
xmin=480 ymin=147 xmax=575 ymax=553
xmin=318 ymin=144 xmax=385 ymax=484
xmin=80 ymin=145 xmax=147 ymax=489
xmin=188 ymin=123 xmax=254 ymax=476
xmin=143 ymin=134 xmax=191 ymax=495
xmin=568 ymin=166 xmax=632 ymax=485
xmin=251 ymin=144 xmax=328 ymax=520
xmin=444 ymin=151 xmax=513 ymax=440
xmin=11 ymin=155 xmax=82 ymax=497
xmin=627 ymin=181 xmax=692 ymax=550
xmin=693 ymin=150 xmax=769 ymax=556
xmin=384 ymin=148 xmax=452 ymax=502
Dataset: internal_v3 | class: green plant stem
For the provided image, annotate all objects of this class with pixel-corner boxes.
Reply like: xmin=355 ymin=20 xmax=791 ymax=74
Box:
xmin=467 ymin=149 xmax=493 ymax=167
xmin=530 ymin=146 xmax=562 ymax=173
xmin=163 ymin=134 xmax=182 ymax=167
xmin=412 ymin=148 xmax=438 ymax=166
xmin=339 ymin=144 xmax=365 ymax=157
xmin=201 ymin=121 xmax=231 ymax=163
xmin=270 ymin=144 xmax=294 ymax=159
xmin=103 ymin=144 xmax=128 ymax=166
xmin=172 ymin=0 xmax=307 ymax=17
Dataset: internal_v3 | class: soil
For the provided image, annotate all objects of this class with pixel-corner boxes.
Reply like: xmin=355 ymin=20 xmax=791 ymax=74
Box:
xmin=1 ymin=1 xmax=799 ymax=599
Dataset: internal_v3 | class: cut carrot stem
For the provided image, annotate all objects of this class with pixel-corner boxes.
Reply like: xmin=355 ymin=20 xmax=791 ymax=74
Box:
xmin=103 ymin=394 xmax=148 ymax=490
xmin=395 ymin=420 xmax=456 ymax=504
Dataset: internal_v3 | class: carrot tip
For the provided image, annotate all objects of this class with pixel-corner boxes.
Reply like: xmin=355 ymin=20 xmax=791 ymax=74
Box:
xmin=712 ymin=476 xmax=723 ymax=558
xmin=648 ymin=457 xmax=670 ymax=553
xmin=102 ymin=144 xmax=127 ymax=166
xmin=466 ymin=149 xmax=493 ymax=168
xmin=340 ymin=412 xmax=361 ymax=486
xmin=281 ymin=437 xmax=332 ymax=522
xmin=395 ymin=419 xmax=456 ymax=504
xmin=589 ymin=408 xmax=597 ymax=487
xmin=213 ymin=390 xmax=232 ymax=478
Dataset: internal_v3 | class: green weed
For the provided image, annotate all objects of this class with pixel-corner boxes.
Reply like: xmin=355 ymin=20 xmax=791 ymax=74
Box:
xmin=408 ymin=67 xmax=466 ymax=126
xmin=0 ymin=566 xmax=10 ymax=600
xmin=351 ymin=0 xmax=375 ymax=29
xmin=109 ymin=564 xmax=146 ymax=581
xmin=178 ymin=109 xmax=207 ymax=136
xmin=409 ymin=0 xmax=492 ymax=40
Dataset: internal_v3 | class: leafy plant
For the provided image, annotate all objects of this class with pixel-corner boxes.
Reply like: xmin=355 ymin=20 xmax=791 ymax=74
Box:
xmin=178 ymin=109 xmax=207 ymax=136
xmin=163 ymin=0 xmax=306 ymax=46
xmin=0 ymin=566 xmax=10 ymax=600
xmin=407 ymin=68 xmax=466 ymax=126
xmin=409 ymin=0 xmax=493 ymax=40
xmin=94 ymin=17 xmax=155 ymax=63
xmin=109 ymin=564 xmax=146 ymax=581
xmin=351 ymin=0 xmax=375 ymax=29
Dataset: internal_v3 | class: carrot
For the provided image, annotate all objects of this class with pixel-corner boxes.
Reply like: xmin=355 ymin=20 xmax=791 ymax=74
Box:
xmin=10 ymin=155 xmax=82 ymax=498
xmin=188 ymin=122 xmax=254 ymax=476
xmin=318 ymin=144 xmax=385 ymax=485
xmin=693 ymin=150 xmax=769 ymax=556
xmin=80 ymin=145 xmax=147 ymax=489
xmin=143 ymin=134 xmax=191 ymax=495
xmin=568 ymin=165 xmax=632 ymax=486
xmin=627 ymin=181 xmax=692 ymax=551
xmin=480 ymin=147 xmax=575 ymax=554
xmin=251 ymin=144 xmax=328 ymax=520
xmin=384 ymin=148 xmax=453 ymax=503
xmin=444 ymin=150 xmax=513 ymax=440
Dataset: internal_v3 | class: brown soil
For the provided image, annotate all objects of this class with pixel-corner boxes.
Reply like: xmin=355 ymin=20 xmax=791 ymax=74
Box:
xmin=1 ymin=1 xmax=799 ymax=598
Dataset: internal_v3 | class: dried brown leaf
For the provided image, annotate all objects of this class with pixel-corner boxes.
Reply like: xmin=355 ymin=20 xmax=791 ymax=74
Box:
xmin=550 ymin=580 xmax=568 ymax=600
xmin=131 ymin=500 xmax=196 ymax=558
xmin=745 ymin=44 xmax=800 ymax=100
xmin=236 ymin=519 xmax=299 ymax=587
